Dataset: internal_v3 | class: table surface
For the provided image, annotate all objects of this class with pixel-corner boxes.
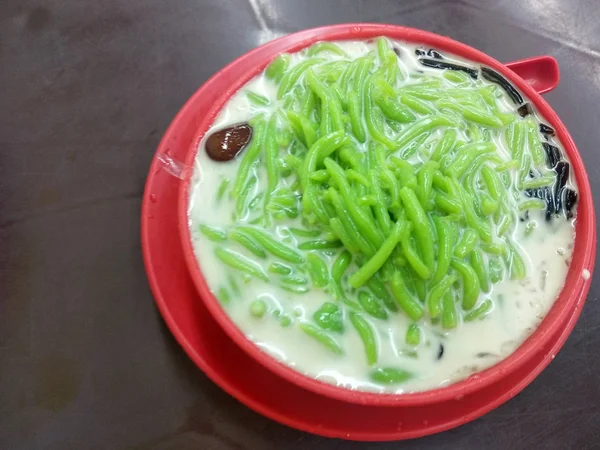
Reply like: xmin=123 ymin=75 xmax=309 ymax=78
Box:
xmin=2 ymin=0 xmax=600 ymax=448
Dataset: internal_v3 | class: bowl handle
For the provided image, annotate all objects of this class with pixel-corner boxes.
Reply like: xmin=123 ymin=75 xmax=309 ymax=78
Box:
xmin=505 ymin=55 xmax=560 ymax=95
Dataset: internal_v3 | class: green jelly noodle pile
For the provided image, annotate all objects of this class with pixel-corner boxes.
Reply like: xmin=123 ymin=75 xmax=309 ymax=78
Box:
xmin=200 ymin=38 xmax=558 ymax=385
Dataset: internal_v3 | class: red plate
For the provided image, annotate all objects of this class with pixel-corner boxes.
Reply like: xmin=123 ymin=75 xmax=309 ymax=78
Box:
xmin=142 ymin=24 xmax=595 ymax=439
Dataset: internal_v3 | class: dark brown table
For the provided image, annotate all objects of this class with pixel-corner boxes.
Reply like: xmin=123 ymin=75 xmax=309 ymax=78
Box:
xmin=1 ymin=0 xmax=599 ymax=448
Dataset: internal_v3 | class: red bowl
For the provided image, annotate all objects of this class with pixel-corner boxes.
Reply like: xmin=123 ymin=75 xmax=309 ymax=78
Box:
xmin=174 ymin=24 xmax=596 ymax=407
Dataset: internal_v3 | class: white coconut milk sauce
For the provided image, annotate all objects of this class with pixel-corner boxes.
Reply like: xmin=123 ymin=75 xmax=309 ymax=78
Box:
xmin=188 ymin=39 xmax=577 ymax=393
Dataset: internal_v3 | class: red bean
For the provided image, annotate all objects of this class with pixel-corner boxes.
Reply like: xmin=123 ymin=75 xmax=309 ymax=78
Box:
xmin=517 ymin=102 xmax=534 ymax=117
xmin=205 ymin=123 xmax=253 ymax=162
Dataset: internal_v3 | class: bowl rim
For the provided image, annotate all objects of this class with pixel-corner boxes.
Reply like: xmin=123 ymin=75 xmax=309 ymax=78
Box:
xmin=176 ymin=23 xmax=596 ymax=407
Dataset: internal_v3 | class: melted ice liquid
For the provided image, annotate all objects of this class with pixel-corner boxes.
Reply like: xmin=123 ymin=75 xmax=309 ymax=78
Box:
xmin=188 ymin=39 xmax=577 ymax=393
